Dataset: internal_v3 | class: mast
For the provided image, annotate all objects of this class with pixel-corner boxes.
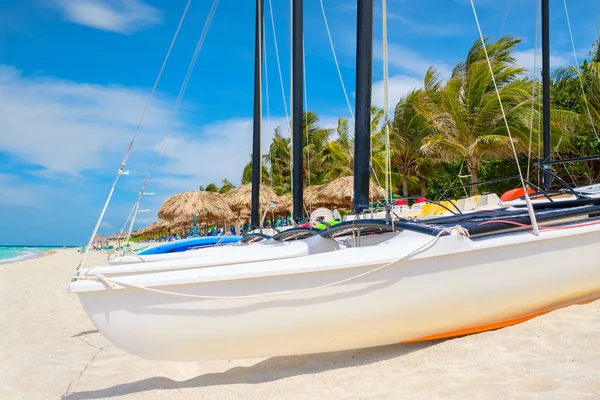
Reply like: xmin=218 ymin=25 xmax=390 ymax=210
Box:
xmin=292 ymin=0 xmax=304 ymax=222
xmin=542 ymin=0 xmax=551 ymax=188
xmin=251 ymin=0 xmax=264 ymax=229
xmin=353 ymin=0 xmax=373 ymax=214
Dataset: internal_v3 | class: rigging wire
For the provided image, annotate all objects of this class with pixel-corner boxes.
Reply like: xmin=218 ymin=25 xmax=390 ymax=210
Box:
xmin=122 ymin=0 xmax=221 ymax=248
xmin=499 ymin=0 xmax=512 ymax=34
xmin=264 ymin=13 xmax=271 ymax=187
xmin=267 ymin=0 xmax=291 ymax=130
xmin=469 ymin=0 xmax=540 ymax=235
xmin=382 ymin=0 xmax=392 ymax=203
xmin=303 ymin=39 xmax=311 ymax=192
xmin=318 ymin=0 xmax=355 ymax=120
xmin=562 ymin=0 xmax=600 ymax=143
xmin=526 ymin=0 xmax=541 ymax=180
xmin=77 ymin=0 xmax=193 ymax=270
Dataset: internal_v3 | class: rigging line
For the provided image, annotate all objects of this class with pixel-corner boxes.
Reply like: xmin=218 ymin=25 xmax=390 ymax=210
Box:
xmin=123 ymin=0 xmax=220 ymax=247
xmin=267 ymin=0 xmax=291 ymax=130
xmin=117 ymin=201 xmax=137 ymax=242
xmin=469 ymin=0 xmax=540 ymax=235
xmin=303 ymin=37 xmax=311 ymax=192
xmin=289 ymin=0 xmax=294 ymax=195
xmin=264 ymin=13 xmax=271 ymax=187
xmin=526 ymin=0 xmax=541 ymax=179
xmin=77 ymin=0 xmax=193 ymax=271
xmin=499 ymin=0 xmax=512 ymax=34
xmin=382 ymin=0 xmax=391 ymax=202
xmin=563 ymin=0 xmax=600 ymax=143
xmin=318 ymin=0 xmax=355 ymax=120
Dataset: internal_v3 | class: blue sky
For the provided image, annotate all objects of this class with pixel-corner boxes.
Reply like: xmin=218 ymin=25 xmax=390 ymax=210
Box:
xmin=0 ymin=0 xmax=599 ymax=245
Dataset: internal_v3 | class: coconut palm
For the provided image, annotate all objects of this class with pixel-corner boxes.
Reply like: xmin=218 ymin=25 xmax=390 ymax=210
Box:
xmin=389 ymin=89 xmax=429 ymax=197
xmin=264 ymin=127 xmax=291 ymax=195
xmin=321 ymin=117 xmax=353 ymax=180
xmin=415 ymin=36 xmax=545 ymax=195
xmin=302 ymin=111 xmax=334 ymax=186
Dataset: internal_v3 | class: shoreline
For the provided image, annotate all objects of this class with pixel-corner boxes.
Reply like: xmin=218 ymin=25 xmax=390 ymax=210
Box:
xmin=0 ymin=248 xmax=55 ymax=265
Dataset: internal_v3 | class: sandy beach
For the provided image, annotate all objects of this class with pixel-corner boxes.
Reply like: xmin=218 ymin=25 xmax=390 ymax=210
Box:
xmin=0 ymin=249 xmax=598 ymax=400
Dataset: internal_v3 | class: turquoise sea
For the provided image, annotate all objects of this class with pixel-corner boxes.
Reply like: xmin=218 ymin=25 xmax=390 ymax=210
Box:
xmin=0 ymin=246 xmax=68 ymax=264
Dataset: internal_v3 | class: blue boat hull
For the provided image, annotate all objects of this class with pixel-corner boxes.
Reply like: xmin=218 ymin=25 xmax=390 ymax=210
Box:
xmin=138 ymin=236 xmax=242 ymax=255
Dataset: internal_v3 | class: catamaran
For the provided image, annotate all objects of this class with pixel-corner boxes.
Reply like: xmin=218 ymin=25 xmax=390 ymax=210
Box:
xmin=69 ymin=0 xmax=600 ymax=362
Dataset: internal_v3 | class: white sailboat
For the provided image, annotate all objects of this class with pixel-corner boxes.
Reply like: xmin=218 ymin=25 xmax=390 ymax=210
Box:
xmin=69 ymin=0 xmax=600 ymax=362
xmin=69 ymin=213 xmax=600 ymax=361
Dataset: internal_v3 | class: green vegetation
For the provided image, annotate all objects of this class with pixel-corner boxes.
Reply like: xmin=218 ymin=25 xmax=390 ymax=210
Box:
xmin=203 ymin=36 xmax=600 ymax=200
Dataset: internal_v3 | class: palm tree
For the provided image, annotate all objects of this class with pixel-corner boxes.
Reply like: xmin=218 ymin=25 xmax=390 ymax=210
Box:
xmin=264 ymin=127 xmax=291 ymax=195
xmin=390 ymin=89 xmax=428 ymax=197
xmin=218 ymin=179 xmax=235 ymax=194
xmin=415 ymin=36 xmax=541 ymax=195
xmin=321 ymin=117 xmax=353 ymax=180
xmin=205 ymin=183 xmax=219 ymax=192
xmin=302 ymin=111 xmax=333 ymax=186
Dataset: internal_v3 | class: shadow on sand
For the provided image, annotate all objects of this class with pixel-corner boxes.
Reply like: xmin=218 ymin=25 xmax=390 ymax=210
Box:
xmin=61 ymin=341 xmax=438 ymax=399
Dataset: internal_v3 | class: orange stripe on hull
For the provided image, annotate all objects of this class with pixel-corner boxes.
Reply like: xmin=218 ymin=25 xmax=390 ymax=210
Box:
xmin=402 ymin=296 xmax=600 ymax=343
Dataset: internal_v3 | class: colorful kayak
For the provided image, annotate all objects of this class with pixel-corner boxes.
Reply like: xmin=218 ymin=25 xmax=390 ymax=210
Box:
xmin=137 ymin=236 xmax=242 ymax=255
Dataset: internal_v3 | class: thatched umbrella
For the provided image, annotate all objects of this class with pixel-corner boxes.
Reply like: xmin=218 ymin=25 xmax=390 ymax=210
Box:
xmin=304 ymin=184 xmax=327 ymax=208
xmin=135 ymin=219 xmax=171 ymax=238
xmin=318 ymin=176 xmax=386 ymax=208
xmin=157 ymin=191 xmax=234 ymax=223
xmin=224 ymin=184 xmax=279 ymax=218
xmin=275 ymin=194 xmax=292 ymax=214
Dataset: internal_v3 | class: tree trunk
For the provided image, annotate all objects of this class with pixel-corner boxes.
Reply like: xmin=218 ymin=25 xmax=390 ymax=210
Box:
xmin=468 ymin=157 xmax=479 ymax=196
xmin=402 ymin=174 xmax=409 ymax=198
xmin=419 ymin=178 xmax=427 ymax=198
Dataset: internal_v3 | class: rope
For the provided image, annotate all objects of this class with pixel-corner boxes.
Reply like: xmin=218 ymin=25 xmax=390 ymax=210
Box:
xmin=318 ymin=0 xmax=354 ymax=120
xmin=562 ymin=0 xmax=600 ymax=142
xmin=499 ymin=0 xmax=512 ymax=34
xmin=77 ymin=0 xmax=193 ymax=271
xmin=117 ymin=201 xmax=137 ymax=243
xmin=526 ymin=0 xmax=541 ymax=179
xmin=478 ymin=219 xmax=600 ymax=231
xmin=121 ymin=0 xmax=220 ymax=248
xmin=264 ymin=14 xmax=271 ymax=187
xmin=267 ymin=0 xmax=291 ymax=131
xmin=469 ymin=0 xmax=540 ymax=235
xmin=85 ymin=226 xmax=469 ymax=299
xmin=303 ymin=39 xmax=311 ymax=190
xmin=382 ymin=0 xmax=391 ymax=202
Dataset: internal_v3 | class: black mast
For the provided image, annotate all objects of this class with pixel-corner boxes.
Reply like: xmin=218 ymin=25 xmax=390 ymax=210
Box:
xmin=353 ymin=0 xmax=373 ymax=214
xmin=542 ymin=0 xmax=551 ymax=188
xmin=292 ymin=0 xmax=304 ymax=222
xmin=251 ymin=0 xmax=264 ymax=229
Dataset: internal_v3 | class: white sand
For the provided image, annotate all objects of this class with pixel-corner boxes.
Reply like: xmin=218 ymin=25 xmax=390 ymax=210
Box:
xmin=1 ymin=249 xmax=599 ymax=400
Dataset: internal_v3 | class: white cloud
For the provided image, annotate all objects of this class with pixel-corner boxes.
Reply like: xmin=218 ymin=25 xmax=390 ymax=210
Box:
xmin=52 ymin=0 xmax=161 ymax=34
xmin=375 ymin=42 xmax=453 ymax=79
xmin=153 ymin=117 xmax=289 ymax=190
xmin=514 ymin=49 xmax=571 ymax=73
xmin=372 ymin=75 xmax=423 ymax=111
xmin=99 ymin=220 xmax=113 ymax=229
xmin=0 ymin=65 xmax=172 ymax=175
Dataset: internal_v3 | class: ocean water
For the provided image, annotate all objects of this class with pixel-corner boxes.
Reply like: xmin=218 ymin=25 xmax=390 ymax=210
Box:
xmin=0 ymin=246 xmax=65 ymax=264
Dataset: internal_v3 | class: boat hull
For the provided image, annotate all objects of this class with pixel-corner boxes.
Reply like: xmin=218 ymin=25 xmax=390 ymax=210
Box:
xmin=73 ymin=228 xmax=600 ymax=361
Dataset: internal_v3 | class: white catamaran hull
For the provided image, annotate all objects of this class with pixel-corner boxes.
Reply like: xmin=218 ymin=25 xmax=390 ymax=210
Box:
xmin=69 ymin=224 xmax=600 ymax=361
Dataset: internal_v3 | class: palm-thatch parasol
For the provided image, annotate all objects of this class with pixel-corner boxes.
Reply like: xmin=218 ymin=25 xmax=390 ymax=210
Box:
xmin=224 ymin=184 xmax=279 ymax=218
xmin=275 ymin=194 xmax=292 ymax=214
xmin=157 ymin=191 xmax=234 ymax=223
xmin=134 ymin=219 xmax=171 ymax=237
xmin=304 ymin=184 xmax=327 ymax=208
xmin=318 ymin=175 xmax=386 ymax=208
